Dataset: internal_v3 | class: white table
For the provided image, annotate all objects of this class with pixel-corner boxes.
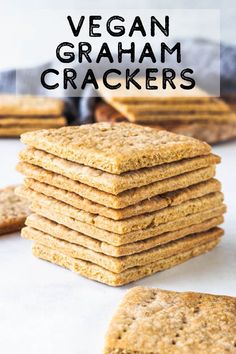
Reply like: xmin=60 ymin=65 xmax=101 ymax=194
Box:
xmin=0 ymin=138 xmax=235 ymax=354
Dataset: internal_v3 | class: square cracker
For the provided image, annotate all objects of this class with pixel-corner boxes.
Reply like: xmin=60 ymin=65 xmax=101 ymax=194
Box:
xmin=23 ymin=178 xmax=221 ymax=220
xmin=32 ymin=234 xmax=221 ymax=286
xmin=17 ymin=185 xmax=224 ymax=234
xmin=0 ymin=95 xmax=64 ymax=116
xmin=126 ymin=113 xmax=236 ymax=122
xmin=108 ymin=96 xmax=213 ymax=103
xmin=95 ymin=101 xmax=236 ymax=124
xmin=112 ymin=100 xmax=231 ymax=114
xmin=0 ymin=185 xmax=29 ymax=235
xmin=0 ymin=127 xmax=46 ymax=137
xmin=0 ymin=117 xmax=66 ymax=137
xmin=16 ymin=162 xmax=216 ymax=209
xmin=28 ymin=203 xmax=226 ymax=246
xmin=25 ymin=213 xmax=224 ymax=257
xmin=20 ymin=123 xmax=211 ymax=174
xmin=104 ymin=287 xmax=236 ymax=353
xmin=106 ymin=97 xmax=232 ymax=123
xmin=19 ymin=147 xmax=220 ymax=194
xmin=22 ymin=226 xmax=223 ymax=273
xmin=0 ymin=117 xmax=66 ymax=127
xmin=24 ymin=178 xmax=168 ymax=220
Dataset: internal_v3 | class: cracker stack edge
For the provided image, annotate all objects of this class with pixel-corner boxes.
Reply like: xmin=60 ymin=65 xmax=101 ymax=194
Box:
xmin=16 ymin=123 xmax=226 ymax=286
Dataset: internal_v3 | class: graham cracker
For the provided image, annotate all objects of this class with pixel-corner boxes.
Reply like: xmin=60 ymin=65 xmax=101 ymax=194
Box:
xmin=19 ymin=147 xmax=220 ymax=194
xmin=104 ymin=287 xmax=236 ymax=352
xmin=22 ymin=226 xmax=222 ymax=273
xmin=23 ymin=178 xmax=221 ymax=220
xmin=108 ymin=99 xmax=232 ymax=123
xmin=0 ymin=126 xmax=66 ymax=137
xmin=144 ymin=117 xmax=236 ymax=126
xmin=112 ymin=101 xmax=231 ymax=114
xmin=0 ymin=117 xmax=67 ymax=127
xmin=163 ymin=179 xmax=221 ymax=206
xmin=0 ymin=95 xmax=64 ymax=116
xmin=23 ymin=179 xmax=167 ymax=220
xmin=16 ymin=163 xmax=216 ymax=209
xmin=108 ymin=96 xmax=213 ymax=103
xmin=20 ymin=123 xmax=211 ymax=174
xmin=28 ymin=203 xmax=226 ymax=246
xmin=0 ymin=185 xmax=29 ymax=235
xmin=17 ymin=186 xmax=223 ymax=234
xmin=32 ymin=234 xmax=222 ymax=286
xmin=95 ymin=102 xmax=235 ymax=125
xmin=127 ymin=113 xmax=236 ymax=122
xmin=25 ymin=213 xmax=224 ymax=257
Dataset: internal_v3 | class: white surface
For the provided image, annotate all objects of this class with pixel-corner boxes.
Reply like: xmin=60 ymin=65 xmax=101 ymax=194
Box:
xmin=0 ymin=138 xmax=236 ymax=354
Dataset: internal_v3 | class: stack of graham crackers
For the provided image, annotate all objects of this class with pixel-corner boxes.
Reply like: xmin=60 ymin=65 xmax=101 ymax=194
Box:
xmin=16 ymin=123 xmax=226 ymax=286
xmin=0 ymin=95 xmax=67 ymax=137
xmin=96 ymin=92 xmax=236 ymax=144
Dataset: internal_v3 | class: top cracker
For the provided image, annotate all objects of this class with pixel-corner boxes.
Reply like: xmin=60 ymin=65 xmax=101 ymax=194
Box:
xmin=21 ymin=123 xmax=211 ymax=174
xmin=0 ymin=95 xmax=64 ymax=116
xmin=104 ymin=287 xmax=236 ymax=354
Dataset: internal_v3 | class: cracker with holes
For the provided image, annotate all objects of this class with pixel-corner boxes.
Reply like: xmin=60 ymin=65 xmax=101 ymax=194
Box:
xmin=17 ymin=123 xmax=226 ymax=286
xmin=104 ymin=287 xmax=236 ymax=353
xmin=0 ymin=185 xmax=30 ymax=235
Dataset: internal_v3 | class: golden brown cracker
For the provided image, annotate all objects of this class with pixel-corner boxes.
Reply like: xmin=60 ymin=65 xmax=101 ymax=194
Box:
xmin=0 ymin=95 xmax=64 ymax=116
xmin=27 ymin=202 xmax=226 ymax=246
xmin=19 ymin=147 xmax=220 ymax=194
xmin=0 ymin=117 xmax=66 ymax=126
xmin=25 ymin=213 xmax=224 ymax=257
xmin=17 ymin=186 xmax=224 ymax=234
xmin=32 ymin=234 xmax=222 ymax=286
xmin=0 ymin=185 xmax=29 ymax=235
xmin=16 ymin=162 xmax=217 ymax=208
xmin=22 ymin=226 xmax=222 ymax=273
xmin=23 ymin=178 xmax=221 ymax=220
xmin=20 ymin=123 xmax=211 ymax=174
xmin=104 ymin=286 xmax=236 ymax=352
